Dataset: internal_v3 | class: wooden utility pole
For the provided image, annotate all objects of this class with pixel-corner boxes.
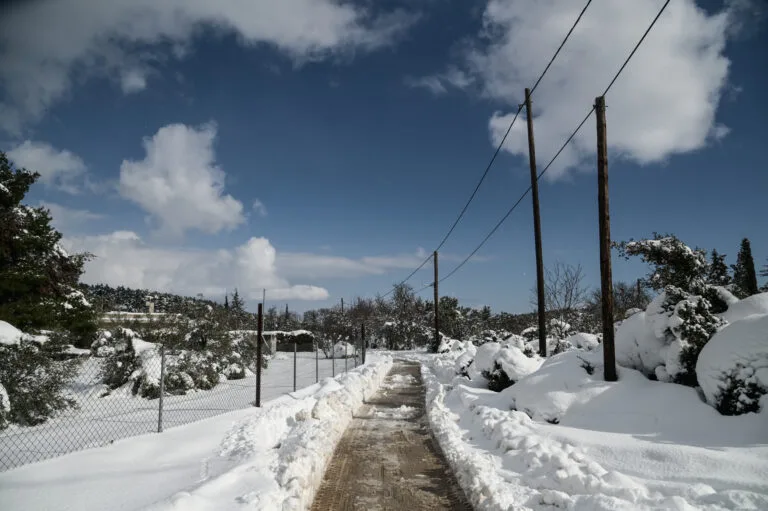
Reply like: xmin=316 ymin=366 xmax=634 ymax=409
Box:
xmin=256 ymin=303 xmax=263 ymax=406
xmin=433 ymin=251 xmax=440 ymax=351
xmin=524 ymin=87 xmax=547 ymax=357
xmin=595 ymin=96 xmax=617 ymax=382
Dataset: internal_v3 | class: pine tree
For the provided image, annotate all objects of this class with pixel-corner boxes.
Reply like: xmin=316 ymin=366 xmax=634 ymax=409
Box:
xmin=230 ymin=289 xmax=246 ymax=329
xmin=732 ymin=238 xmax=759 ymax=298
xmin=707 ymin=249 xmax=731 ymax=287
xmin=0 ymin=152 xmax=96 ymax=346
xmin=761 ymin=259 xmax=768 ymax=292
xmin=224 ymin=294 xmax=229 ymax=311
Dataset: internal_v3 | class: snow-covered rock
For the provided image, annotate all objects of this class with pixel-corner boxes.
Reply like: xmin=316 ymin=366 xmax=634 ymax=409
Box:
xmin=697 ymin=313 xmax=768 ymax=415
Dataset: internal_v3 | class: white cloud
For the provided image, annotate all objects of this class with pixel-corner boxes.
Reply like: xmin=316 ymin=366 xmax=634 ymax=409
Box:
xmin=39 ymin=201 xmax=103 ymax=234
xmin=455 ymin=0 xmax=732 ymax=179
xmin=277 ymin=247 xmax=488 ymax=280
xmin=120 ymin=68 xmax=148 ymax=93
xmin=6 ymin=140 xmax=87 ymax=193
xmin=406 ymin=67 xmax=474 ymax=95
xmin=0 ymin=0 xmax=418 ymax=134
xmin=119 ymin=122 xmax=246 ymax=237
xmin=252 ymin=199 xmax=268 ymax=217
xmin=61 ymin=232 xmax=330 ymax=301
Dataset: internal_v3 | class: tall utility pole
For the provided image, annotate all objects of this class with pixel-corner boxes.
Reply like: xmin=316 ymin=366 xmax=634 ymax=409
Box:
xmin=524 ymin=87 xmax=547 ymax=357
xmin=433 ymin=251 xmax=440 ymax=351
xmin=595 ymin=96 xmax=617 ymax=382
xmin=256 ymin=303 xmax=263 ymax=407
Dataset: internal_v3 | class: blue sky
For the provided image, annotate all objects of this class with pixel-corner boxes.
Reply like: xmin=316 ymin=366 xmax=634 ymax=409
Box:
xmin=1 ymin=0 xmax=766 ymax=313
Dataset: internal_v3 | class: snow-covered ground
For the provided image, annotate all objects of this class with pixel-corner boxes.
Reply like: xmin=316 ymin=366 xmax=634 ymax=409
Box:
xmin=399 ymin=348 xmax=768 ymax=510
xmin=1 ymin=350 xmax=360 ymax=471
xmin=0 ymin=354 xmax=393 ymax=511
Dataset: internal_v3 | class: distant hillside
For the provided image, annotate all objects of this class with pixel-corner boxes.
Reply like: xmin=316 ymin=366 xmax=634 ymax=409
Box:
xmin=82 ymin=283 xmax=220 ymax=314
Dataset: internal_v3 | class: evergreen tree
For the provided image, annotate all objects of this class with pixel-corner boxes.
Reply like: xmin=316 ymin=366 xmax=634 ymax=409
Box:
xmin=707 ymin=249 xmax=731 ymax=287
xmin=732 ymin=238 xmax=759 ymax=298
xmin=230 ymin=289 xmax=246 ymax=329
xmin=0 ymin=152 xmax=96 ymax=346
xmin=224 ymin=295 xmax=229 ymax=311
xmin=761 ymin=259 xmax=768 ymax=292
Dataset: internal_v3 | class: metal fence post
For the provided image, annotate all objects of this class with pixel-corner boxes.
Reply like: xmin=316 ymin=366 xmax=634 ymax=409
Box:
xmin=293 ymin=342 xmax=297 ymax=392
xmin=315 ymin=341 xmax=319 ymax=383
xmin=256 ymin=304 xmax=263 ymax=407
xmin=157 ymin=344 xmax=165 ymax=433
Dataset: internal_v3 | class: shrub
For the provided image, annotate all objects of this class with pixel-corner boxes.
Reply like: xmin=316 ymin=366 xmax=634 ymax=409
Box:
xmin=482 ymin=361 xmax=514 ymax=392
xmin=0 ymin=382 xmax=10 ymax=430
xmin=0 ymin=339 xmax=80 ymax=427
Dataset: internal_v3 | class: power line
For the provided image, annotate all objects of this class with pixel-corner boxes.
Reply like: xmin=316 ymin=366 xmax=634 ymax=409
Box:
xmin=434 ymin=0 xmax=594 ymax=254
xmin=437 ymin=0 xmax=671 ymax=286
xmin=377 ymin=0 xmax=595 ymax=296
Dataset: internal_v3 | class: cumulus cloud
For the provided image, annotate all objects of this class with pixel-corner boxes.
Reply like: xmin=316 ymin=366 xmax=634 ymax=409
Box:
xmin=405 ymin=67 xmax=474 ymax=95
xmin=39 ymin=201 xmax=103 ymax=234
xmin=0 ymin=0 xmax=418 ymax=134
xmin=6 ymin=140 xmax=87 ymax=193
xmin=61 ymin=232 xmax=330 ymax=301
xmin=120 ymin=68 xmax=148 ymax=93
xmin=119 ymin=122 xmax=246 ymax=237
xmin=436 ymin=0 xmax=733 ymax=179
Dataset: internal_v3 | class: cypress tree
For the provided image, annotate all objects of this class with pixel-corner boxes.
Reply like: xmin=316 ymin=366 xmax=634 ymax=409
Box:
xmin=732 ymin=238 xmax=758 ymax=298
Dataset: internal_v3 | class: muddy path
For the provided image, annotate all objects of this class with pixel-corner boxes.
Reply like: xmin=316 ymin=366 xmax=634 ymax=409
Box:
xmin=310 ymin=360 xmax=471 ymax=511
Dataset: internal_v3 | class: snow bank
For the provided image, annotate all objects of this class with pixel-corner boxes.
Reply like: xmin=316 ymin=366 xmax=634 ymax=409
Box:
xmin=697 ymin=313 xmax=768 ymax=415
xmin=420 ymin=350 xmax=768 ymax=510
xmin=719 ymin=292 xmax=768 ymax=323
xmin=0 ymin=321 xmax=23 ymax=345
xmin=274 ymin=356 xmax=393 ymax=510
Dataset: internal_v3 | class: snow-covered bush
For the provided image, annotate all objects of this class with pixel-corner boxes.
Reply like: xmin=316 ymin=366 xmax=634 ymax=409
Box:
xmin=333 ymin=341 xmax=357 ymax=358
xmin=0 ymin=382 xmax=10 ymax=430
xmin=696 ymin=314 xmax=768 ymax=415
xmin=562 ymin=332 xmax=600 ymax=351
xmin=616 ymin=287 xmax=723 ymax=386
xmin=0 ymin=322 xmax=80 ymax=427
xmin=468 ymin=342 xmax=543 ymax=391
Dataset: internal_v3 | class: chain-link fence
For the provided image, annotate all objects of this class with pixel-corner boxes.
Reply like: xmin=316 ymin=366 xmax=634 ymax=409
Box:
xmin=0 ymin=342 xmax=362 ymax=472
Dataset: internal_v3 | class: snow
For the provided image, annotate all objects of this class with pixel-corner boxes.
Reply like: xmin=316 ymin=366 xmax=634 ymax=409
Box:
xmin=0 ymin=355 xmax=393 ymax=511
xmin=413 ymin=349 xmax=768 ymax=510
xmin=1 ymin=347 xmax=370 ymax=471
xmin=0 ymin=383 xmax=9 ymax=413
xmin=697 ymin=313 xmax=768 ymax=413
xmin=719 ymin=292 xmax=768 ymax=323
xmin=0 ymin=321 xmax=23 ymax=345
xmin=332 ymin=341 xmax=357 ymax=358
xmin=563 ymin=332 xmax=600 ymax=350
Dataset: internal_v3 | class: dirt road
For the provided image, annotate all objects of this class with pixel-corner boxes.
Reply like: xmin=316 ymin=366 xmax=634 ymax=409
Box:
xmin=311 ymin=360 xmax=471 ymax=511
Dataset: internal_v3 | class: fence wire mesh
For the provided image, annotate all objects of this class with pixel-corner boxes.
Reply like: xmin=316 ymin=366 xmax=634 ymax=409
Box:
xmin=0 ymin=345 xmax=360 ymax=472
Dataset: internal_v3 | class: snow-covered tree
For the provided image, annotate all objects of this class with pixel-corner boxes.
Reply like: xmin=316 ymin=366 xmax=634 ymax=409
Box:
xmin=707 ymin=249 xmax=731 ymax=287
xmin=0 ymin=152 xmax=97 ymax=347
xmin=732 ymin=238 xmax=759 ymax=298
xmin=615 ymin=233 xmax=708 ymax=294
